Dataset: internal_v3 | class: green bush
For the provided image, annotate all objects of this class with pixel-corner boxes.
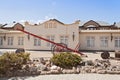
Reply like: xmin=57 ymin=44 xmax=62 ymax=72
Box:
xmin=51 ymin=52 xmax=82 ymax=69
xmin=0 ymin=52 xmax=30 ymax=77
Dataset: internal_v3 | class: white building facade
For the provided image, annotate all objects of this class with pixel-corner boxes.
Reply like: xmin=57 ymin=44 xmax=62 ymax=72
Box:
xmin=0 ymin=19 xmax=120 ymax=51
xmin=0 ymin=19 xmax=80 ymax=51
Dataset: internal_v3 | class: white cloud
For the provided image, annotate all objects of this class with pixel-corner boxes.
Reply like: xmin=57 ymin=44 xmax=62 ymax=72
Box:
xmin=45 ymin=13 xmax=57 ymax=19
xmin=19 ymin=14 xmax=58 ymax=24
xmin=37 ymin=14 xmax=58 ymax=24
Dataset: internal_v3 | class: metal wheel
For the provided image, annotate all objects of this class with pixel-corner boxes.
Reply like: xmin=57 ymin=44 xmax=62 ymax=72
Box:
xmin=51 ymin=43 xmax=67 ymax=55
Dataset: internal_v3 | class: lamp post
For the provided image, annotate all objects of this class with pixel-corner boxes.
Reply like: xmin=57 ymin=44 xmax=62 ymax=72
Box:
xmin=72 ymin=32 xmax=75 ymax=41
xmin=111 ymin=33 xmax=113 ymax=41
xmin=27 ymin=34 xmax=30 ymax=40
xmin=4 ymin=34 xmax=6 ymax=41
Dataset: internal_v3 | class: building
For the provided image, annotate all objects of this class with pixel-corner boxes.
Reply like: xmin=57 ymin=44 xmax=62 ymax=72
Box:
xmin=0 ymin=19 xmax=80 ymax=50
xmin=0 ymin=19 xmax=120 ymax=51
xmin=79 ymin=20 xmax=120 ymax=51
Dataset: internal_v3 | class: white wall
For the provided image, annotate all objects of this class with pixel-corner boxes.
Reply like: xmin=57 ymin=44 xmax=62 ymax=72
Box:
xmin=0 ymin=32 xmax=24 ymax=49
xmin=24 ymin=20 xmax=79 ymax=50
xmin=79 ymin=31 xmax=120 ymax=51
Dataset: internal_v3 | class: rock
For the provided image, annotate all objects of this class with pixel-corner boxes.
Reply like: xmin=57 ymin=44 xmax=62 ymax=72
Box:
xmin=76 ymin=66 xmax=81 ymax=73
xmin=50 ymin=65 xmax=58 ymax=70
xmin=116 ymin=65 xmax=120 ymax=71
xmin=97 ymin=70 xmax=106 ymax=74
xmin=38 ymin=64 xmax=47 ymax=71
xmin=72 ymin=67 xmax=76 ymax=72
xmin=41 ymin=71 xmax=50 ymax=75
xmin=80 ymin=61 xmax=85 ymax=66
xmin=50 ymin=70 xmax=61 ymax=74
xmin=62 ymin=69 xmax=75 ymax=74
xmin=91 ymin=69 xmax=96 ymax=73
xmin=85 ymin=60 xmax=94 ymax=66
xmin=45 ymin=60 xmax=51 ymax=67
xmin=115 ymin=71 xmax=120 ymax=74
xmin=96 ymin=67 xmax=104 ymax=72
xmin=47 ymin=66 xmax=51 ymax=71
xmin=35 ymin=70 xmax=41 ymax=75
xmin=29 ymin=66 xmax=38 ymax=72
xmin=39 ymin=57 xmax=46 ymax=64
xmin=57 ymin=66 xmax=62 ymax=72
xmin=106 ymin=70 xmax=120 ymax=74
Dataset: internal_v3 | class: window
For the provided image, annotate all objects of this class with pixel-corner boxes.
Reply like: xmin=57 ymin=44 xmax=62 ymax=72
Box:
xmin=86 ymin=25 xmax=96 ymax=30
xmin=100 ymin=37 xmax=108 ymax=47
xmin=115 ymin=37 xmax=120 ymax=48
xmin=34 ymin=38 xmax=41 ymax=46
xmin=60 ymin=36 xmax=68 ymax=45
xmin=0 ymin=37 xmax=3 ymax=45
xmin=86 ymin=37 xmax=95 ymax=47
xmin=18 ymin=37 xmax=24 ymax=45
xmin=88 ymin=27 xmax=96 ymax=30
xmin=46 ymin=36 xmax=54 ymax=47
xmin=8 ymin=37 xmax=13 ymax=45
xmin=45 ymin=22 xmax=57 ymax=28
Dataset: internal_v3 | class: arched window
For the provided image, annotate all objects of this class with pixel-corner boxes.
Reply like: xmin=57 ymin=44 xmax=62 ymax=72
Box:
xmin=86 ymin=25 xmax=96 ymax=30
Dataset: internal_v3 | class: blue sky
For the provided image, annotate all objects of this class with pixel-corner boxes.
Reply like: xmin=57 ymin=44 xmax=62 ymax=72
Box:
xmin=0 ymin=0 xmax=120 ymax=24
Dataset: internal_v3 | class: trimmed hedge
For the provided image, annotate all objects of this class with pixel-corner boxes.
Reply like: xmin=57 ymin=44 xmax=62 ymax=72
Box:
xmin=51 ymin=52 xmax=82 ymax=69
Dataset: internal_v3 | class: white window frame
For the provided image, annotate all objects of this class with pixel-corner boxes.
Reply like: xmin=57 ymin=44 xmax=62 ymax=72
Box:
xmin=115 ymin=37 xmax=120 ymax=48
xmin=46 ymin=35 xmax=54 ymax=47
xmin=18 ymin=37 xmax=24 ymax=45
xmin=34 ymin=37 xmax=41 ymax=46
xmin=8 ymin=37 xmax=13 ymax=45
xmin=86 ymin=36 xmax=95 ymax=47
xmin=100 ymin=37 xmax=108 ymax=47
xmin=60 ymin=36 xmax=68 ymax=45
xmin=87 ymin=25 xmax=96 ymax=30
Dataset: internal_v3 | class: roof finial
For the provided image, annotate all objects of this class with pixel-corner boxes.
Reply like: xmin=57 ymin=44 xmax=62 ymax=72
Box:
xmin=113 ymin=22 xmax=116 ymax=25
xmin=75 ymin=20 xmax=80 ymax=24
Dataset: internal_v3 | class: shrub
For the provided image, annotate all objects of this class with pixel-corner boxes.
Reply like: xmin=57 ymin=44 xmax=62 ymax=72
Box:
xmin=0 ymin=52 xmax=30 ymax=77
xmin=50 ymin=52 xmax=82 ymax=69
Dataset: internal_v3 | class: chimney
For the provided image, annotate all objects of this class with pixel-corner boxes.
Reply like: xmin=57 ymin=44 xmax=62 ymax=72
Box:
xmin=75 ymin=20 xmax=80 ymax=24
xmin=13 ymin=21 xmax=16 ymax=23
xmin=24 ymin=21 xmax=29 ymax=25
xmin=113 ymin=22 xmax=116 ymax=25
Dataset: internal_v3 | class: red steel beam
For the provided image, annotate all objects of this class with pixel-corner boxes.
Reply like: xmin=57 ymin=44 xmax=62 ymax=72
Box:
xmin=17 ymin=29 xmax=85 ymax=55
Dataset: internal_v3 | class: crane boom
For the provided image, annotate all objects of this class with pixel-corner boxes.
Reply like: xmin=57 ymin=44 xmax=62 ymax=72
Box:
xmin=17 ymin=28 xmax=85 ymax=56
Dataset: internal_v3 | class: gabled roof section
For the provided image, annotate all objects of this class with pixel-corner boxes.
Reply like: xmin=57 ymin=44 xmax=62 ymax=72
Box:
xmin=42 ymin=19 xmax=64 ymax=25
xmin=96 ymin=21 xmax=110 ymax=26
xmin=13 ymin=23 xmax=24 ymax=29
xmin=79 ymin=20 xmax=111 ymax=27
xmin=50 ymin=19 xmax=64 ymax=24
xmin=83 ymin=20 xmax=100 ymax=27
xmin=3 ymin=22 xmax=16 ymax=28
xmin=2 ymin=22 xmax=24 ymax=30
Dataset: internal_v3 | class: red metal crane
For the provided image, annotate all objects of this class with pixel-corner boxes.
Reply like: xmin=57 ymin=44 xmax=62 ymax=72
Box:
xmin=16 ymin=28 xmax=85 ymax=56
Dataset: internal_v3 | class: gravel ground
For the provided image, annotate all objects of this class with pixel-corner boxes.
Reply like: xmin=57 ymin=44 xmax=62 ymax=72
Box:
xmin=0 ymin=49 xmax=119 ymax=80
xmin=7 ymin=74 xmax=120 ymax=80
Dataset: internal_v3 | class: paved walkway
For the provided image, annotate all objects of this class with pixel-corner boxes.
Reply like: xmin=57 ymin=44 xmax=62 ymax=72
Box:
xmin=7 ymin=74 xmax=120 ymax=80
